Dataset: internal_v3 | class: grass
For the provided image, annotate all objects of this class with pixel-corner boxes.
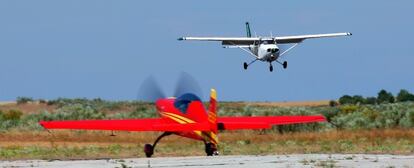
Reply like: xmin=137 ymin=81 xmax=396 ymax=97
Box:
xmin=1 ymin=129 xmax=414 ymax=160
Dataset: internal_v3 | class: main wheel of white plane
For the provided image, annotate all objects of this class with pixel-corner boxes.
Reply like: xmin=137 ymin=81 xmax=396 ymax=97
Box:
xmin=269 ymin=65 xmax=273 ymax=72
xmin=243 ymin=62 xmax=248 ymax=70
xmin=283 ymin=61 xmax=288 ymax=69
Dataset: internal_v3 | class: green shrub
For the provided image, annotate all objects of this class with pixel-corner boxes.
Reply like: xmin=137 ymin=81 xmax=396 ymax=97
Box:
xmin=352 ymin=95 xmax=365 ymax=105
xmin=329 ymin=100 xmax=338 ymax=107
xmin=3 ymin=109 xmax=23 ymax=120
xmin=377 ymin=89 xmax=395 ymax=104
xmin=339 ymin=95 xmax=353 ymax=105
xmin=365 ymin=97 xmax=377 ymax=105
xmin=399 ymin=108 xmax=414 ymax=127
xmin=396 ymin=89 xmax=414 ymax=102
xmin=16 ymin=97 xmax=33 ymax=104
xmin=339 ymin=105 xmax=359 ymax=114
xmin=38 ymin=99 xmax=47 ymax=104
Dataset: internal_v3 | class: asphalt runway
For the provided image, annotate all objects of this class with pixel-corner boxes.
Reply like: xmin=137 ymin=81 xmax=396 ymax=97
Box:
xmin=1 ymin=154 xmax=414 ymax=168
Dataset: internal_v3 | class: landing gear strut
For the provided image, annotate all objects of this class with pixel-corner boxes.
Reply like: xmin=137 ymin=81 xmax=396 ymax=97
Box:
xmin=243 ymin=59 xmax=258 ymax=70
xmin=205 ymin=142 xmax=218 ymax=156
xmin=144 ymin=132 xmax=172 ymax=158
xmin=276 ymin=60 xmax=288 ymax=69
xmin=269 ymin=63 xmax=273 ymax=72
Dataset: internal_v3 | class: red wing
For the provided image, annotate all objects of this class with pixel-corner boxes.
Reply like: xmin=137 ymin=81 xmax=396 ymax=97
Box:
xmin=217 ymin=115 xmax=326 ymax=130
xmin=39 ymin=119 xmax=210 ymax=132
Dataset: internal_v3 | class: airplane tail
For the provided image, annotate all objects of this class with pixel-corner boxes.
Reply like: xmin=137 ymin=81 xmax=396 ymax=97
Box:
xmin=207 ymin=88 xmax=219 ymax=144
xmin=208 ymin=89 xmax=217 ymax=130
xmin=245 ymin=22 xmax=251 ymax=37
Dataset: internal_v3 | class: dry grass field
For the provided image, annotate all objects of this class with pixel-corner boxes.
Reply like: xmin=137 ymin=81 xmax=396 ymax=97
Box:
xmin=1 ymin=129 xmax=414 ymax=160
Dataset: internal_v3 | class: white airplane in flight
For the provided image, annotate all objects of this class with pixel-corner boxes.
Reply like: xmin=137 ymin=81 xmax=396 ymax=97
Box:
xmin=178 ymin=22 xmax=352 ymax=72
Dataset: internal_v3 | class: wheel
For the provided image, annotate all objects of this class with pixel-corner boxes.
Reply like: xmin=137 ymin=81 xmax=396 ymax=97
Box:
xmin=205 ymin=143 xmax=218 ymax=156
xmin=283 ymin=61 xmax=287 ymax=69
xmin=243 ymin=62 xmax=248 ymax=70
xmin=269 ymin=65 xmax=273 ymax=72
xmin=144 ymin=144 xmax=154 ymax=158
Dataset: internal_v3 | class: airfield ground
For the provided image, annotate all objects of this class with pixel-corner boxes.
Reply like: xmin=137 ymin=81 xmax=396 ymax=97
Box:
xmin=1 ymin=154 xmax=414 ymax=168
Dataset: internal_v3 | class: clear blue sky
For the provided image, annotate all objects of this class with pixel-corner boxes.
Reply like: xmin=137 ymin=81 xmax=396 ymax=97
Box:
xmin=0 ymin=1 xmax=413 ymax=101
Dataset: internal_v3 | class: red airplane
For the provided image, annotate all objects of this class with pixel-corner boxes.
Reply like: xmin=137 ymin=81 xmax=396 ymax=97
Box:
xmin=39 ymin=89 xmax=326 ymax=157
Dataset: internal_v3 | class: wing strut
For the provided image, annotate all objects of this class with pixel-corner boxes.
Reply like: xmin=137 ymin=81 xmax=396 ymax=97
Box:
xmin=280 ymin=43 xmax=300 ymax=58
xmin=226 ymin=42 xmax=258 ymax=59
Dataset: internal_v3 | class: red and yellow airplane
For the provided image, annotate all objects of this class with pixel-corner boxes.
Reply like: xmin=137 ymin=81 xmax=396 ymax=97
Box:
xmin=39 ymin=89 xmax=326 ymax=157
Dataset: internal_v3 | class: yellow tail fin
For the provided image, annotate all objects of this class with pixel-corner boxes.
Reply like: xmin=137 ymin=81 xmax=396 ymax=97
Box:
xmin=207 ymin=88 xmax=219 ymax=145
xmin=208 ymin=89 xmax=217 ymax=125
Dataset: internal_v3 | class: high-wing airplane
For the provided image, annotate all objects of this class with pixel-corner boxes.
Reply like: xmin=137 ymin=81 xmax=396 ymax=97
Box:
xmin=178 ymin=22 xmax=352 ymax=72
xmin=39 ymin=89 xmax=326 ymax=157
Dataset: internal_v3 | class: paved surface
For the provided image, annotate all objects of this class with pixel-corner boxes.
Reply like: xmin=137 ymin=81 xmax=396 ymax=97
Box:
xmin=1 ymin=154 xmax=414 ymax=168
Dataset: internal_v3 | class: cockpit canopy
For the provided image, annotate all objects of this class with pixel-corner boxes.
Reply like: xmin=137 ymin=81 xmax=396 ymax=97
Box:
xmin=173 ymin=93 xmax=203 ymax=114
xmin=267 ymin=48 xmax=279 ymax=53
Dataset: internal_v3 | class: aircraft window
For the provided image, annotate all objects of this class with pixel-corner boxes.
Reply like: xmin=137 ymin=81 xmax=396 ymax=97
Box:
xmin=174 ymin=93 xmax=202 ymax=114
xmin=267 ymin=48 xmax=271 ymax=52
xmin=272 ymin=48 xmax=279 ymax=53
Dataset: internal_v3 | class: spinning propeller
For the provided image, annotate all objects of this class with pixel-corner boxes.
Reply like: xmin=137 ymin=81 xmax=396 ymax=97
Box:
xmin=137 ymin=72 xmax=203 ymax=102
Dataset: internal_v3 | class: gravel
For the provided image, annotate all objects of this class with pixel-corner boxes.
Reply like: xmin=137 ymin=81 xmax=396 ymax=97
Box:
xmin=1 ymin=154 xmax=414 ymax=168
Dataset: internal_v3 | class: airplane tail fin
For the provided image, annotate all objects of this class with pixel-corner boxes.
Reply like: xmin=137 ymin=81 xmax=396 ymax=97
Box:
xmin=208 ymin=89 xmax=217 ymax=128
xmin=207 ymin=88 xmax=219 ymax=144
xmin=245 ymin=22 xmax=251 ymax=37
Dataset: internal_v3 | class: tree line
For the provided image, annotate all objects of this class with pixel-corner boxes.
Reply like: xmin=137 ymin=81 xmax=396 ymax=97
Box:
xmin=336 ymin=89 xmax=414 ymax=106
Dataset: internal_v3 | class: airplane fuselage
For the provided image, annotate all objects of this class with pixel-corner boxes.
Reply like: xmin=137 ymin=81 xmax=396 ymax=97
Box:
xmin=250 ymin=43 xmax=280 ymax=62
xmin=155 ymin=98 xmax=218 ymax=145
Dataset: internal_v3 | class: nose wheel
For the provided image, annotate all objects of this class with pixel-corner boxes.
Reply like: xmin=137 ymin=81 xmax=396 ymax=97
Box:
xmin=269 ymin=64 xmax=273 ymax=72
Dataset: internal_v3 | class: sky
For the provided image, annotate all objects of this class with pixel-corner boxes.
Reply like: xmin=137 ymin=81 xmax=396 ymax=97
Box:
xmin=0 ymin=1 xmax=413 ymax=101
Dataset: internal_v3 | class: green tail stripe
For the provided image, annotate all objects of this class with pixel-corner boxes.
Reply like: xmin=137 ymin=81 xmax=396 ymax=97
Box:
xmin=245 ymin=22 xmax=251 ymax=37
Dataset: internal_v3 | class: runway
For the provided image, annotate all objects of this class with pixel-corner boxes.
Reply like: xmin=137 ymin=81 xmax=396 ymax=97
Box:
xmin=1 ymin=154 xmax=414 ymax=168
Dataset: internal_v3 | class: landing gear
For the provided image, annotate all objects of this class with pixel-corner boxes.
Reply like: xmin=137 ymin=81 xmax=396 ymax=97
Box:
xmin=243 ymin=59 xmax=258 ymax=70
xmin=144 ymin=144 xmax=154 ymax=157
xmin=144 ymin=132 xmax=172 ymax=158
xmin=205 ymin=142 xmax=218 ymax=156
xmin=276 ymin=60 xmax=288 ymax=70
xmin=269 ymin=64 xmax=273 ymax=72
xmin=283 ymin=61 xmax=288 ymax=69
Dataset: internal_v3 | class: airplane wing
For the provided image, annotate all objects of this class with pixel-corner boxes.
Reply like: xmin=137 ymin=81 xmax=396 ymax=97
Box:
xmin=178 ymin=32 xmax=351 ymax=45
xmin=179 ymin=37 xmax=267 ymax=46
xmin=39 ymin=119 xmax=211 ymax=132
xmin=39 ymin=115 xmax=326 ymax=131
xmin=216 ymin=115 xmax=326 ymax=130
xmin=275 ymin=32 xmax=352 ymax=44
